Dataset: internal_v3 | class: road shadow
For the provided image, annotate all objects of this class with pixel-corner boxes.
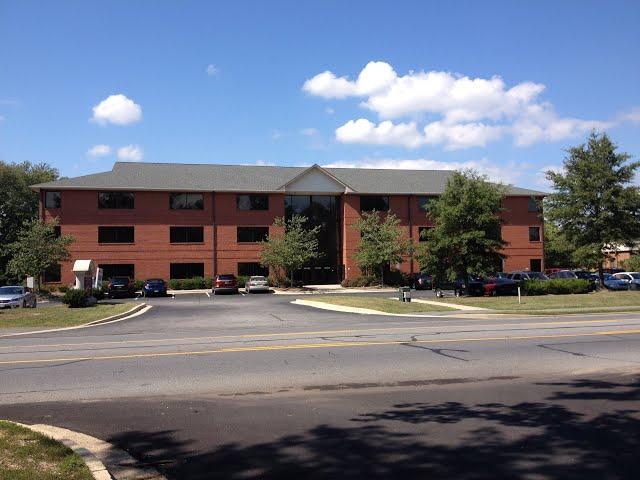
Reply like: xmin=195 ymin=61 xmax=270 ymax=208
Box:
xmin=106 ymin=377 xmax=640 ymax=479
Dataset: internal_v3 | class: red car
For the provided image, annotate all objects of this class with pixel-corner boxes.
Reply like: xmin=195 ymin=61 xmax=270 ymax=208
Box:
xmin=213 ymin=274 xmax=239 ymax=294
xmin=482 ymin=277 xmax=518 ymax=296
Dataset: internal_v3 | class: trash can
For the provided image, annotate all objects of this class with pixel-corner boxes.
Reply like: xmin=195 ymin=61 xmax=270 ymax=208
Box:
xmin=398 ymin=286 xmax=411 ymax=302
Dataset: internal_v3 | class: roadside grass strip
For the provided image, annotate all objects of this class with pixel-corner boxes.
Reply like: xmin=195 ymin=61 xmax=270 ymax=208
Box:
xmin=303 ymin=295 xmax=456 ymax=314
xmin=431 ymin=290 xmax=640 ymax=313
xmin=0 ymin=303 xmax=135 ymax=330
xmin=0 ymin=420 xmax=92 ymax=480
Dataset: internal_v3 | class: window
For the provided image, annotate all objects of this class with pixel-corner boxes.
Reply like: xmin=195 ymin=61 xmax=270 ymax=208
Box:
xmin=360 ymin=196 xmax=389 ymax=212
xmin=45 ymin=191 xmax=62 ymax=209
xmin=170 ymin=263 xmax=204 ymax=279
xmin=98 ymin=226 xmax=134 ymax=243
xmin=238 ymin=262 xmax=269 ymax=277
xmin=418 ymin=226 xmax=433 ymax=242
xmin=417 ymin=195 xmax=437 ymax=212
xmin=170 ymin=226 xmax=204 ymax=243
xmin=98 ymin=192 xmax=135 ymax=209
xmin=237 ymin=226 xmax=269 ymax=243
xmin=170 ymin=193 xmax=204 ymax=210
xmin=529 ymin=226 xmax=541 ymax=242
xmin=528 ymin=196 xmax=542 ymax=213
xmin=99 ymin=264 xmax=135 ymax=280
xmin=237 ymin=194 xmax=269 ymax=211
xmin=530 ymin=259 xmax=542 ymax=272
xmin=43 ymin=264 xmax=61 ymax=283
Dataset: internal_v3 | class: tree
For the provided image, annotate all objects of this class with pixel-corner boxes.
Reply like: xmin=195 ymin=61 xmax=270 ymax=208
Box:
xmin=6 ymin=219 xmax=73 ymax=291
xmin=0 ymin=161 xmax=58 ymax=281
xmin=622 ymin=254 xmax=640 ymax=272
xmin=545 ymin=132 xmax=640 ymax=281
xmin=543 ymin=221 xmax=577 ymax=268
xmin=416 ymin=170 xmax=506 ymax=288
xmin=353 ymin=211 xmax=412 ymax=286
xmin=260 ymin=215 xmax=321 ymax=285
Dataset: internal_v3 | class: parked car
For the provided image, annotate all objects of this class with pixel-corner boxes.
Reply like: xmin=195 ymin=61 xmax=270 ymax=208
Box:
xmin=603 ymin=273 xmax=630 ymax=291
xmin=0 ymin=286 xmax=36 ymax=309
xmin=244 ymin=275 xmax=270 ymax=293
xmin=508 ymin=271 xmax=549 ymax=284
xmin=548 ymin=270 xmax=578 ymax=280
xmin=573 ymin=270 xmax=600 ymax=291
xmin=107 ymin=276 xmax=135 ymax=298
xmin=612 ymin=272 xmax=640 ymax=290
xmin=142 ymin=278 xmax=167 ymax=296
xmin=213 ymin=274 xmax=238 ymax=294
xmin=482 ymin=277 xmax=518 ymax=296
xmin=452 ymin=277 xmax=485 ymax=296
xmin=413 ymin=273 xmax=433 ymax=290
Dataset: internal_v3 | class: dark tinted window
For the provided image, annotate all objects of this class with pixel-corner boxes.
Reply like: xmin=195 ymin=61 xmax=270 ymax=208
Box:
xmin=528 ymin=197 xmax=542 ymax=213
xmin=98 ymin=192 xmax=134 ymax=209
xmin=98 ymin=226 xmax=134 ymax=243
xmin=170 ymin=263 xmax=204 ymax=279
xmin=110 ymin=277 xmax=130 ymax=285
xmin=529 ymin=259 xmax=542 ymax=272
xmin=238 ymin=262 xmax=269 ymax=277
xmin=218 ymin=274 xmax=236 ymax=280
xmin=99 ymin=264 xmax=135 ymax=280
xmin=45 ymin=191 xmax=62 ymax=208
xmin=360 ymin=196 xmax=389 ymax=212
xmin=146 ymin=279 xmax=165 ymax=285
xmin=237 ymin=194 xmax=269 ymax=211
xmin=237 ymin=227 xmax=269 ymax=243
xmin=417 ymin=195 xmax=437 ymax=212
xmin=418 ymin=226 xmax=432 ymax=242
xmin=529 ymin=226 xmax=541 ymax=242
xmin=43 ymin=264 xmax=61 ymax=283
xmin=170 ymin=226 xmax=204 ymax=243
xmin=169 ymin=193 xmax=204 ymax=210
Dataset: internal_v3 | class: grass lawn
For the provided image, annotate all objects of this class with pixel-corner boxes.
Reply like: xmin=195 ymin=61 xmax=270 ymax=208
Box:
xmin=0 ymin=303 xmax=134 ymax=330
xmin=432 ymin=290 xmax=640 ymax=314
xmin=0 ymin=420 xmax=93 ymax=480
xmin=308 ymin=295 xmax=455 ymax=313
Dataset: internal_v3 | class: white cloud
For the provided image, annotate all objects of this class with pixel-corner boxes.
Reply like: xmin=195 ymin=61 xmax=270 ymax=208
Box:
xmin=87 ymin=144 xmax=111 ymax=157
xmin=620 ymin=107 xmax=640 ymax=123
xmin=301 ymin=127 xmax=318 ymax=136
xmin=117 ymin=144 xmax=143 ymax=162
xmin=322 ymin=157 xmax=523 ymax=185
xmin=91 ymin=94 xmax=142 ymax=126
xmin=206 ymin=64 xmax=218 ymax=76
xmin=304 ymin=62 xmax=621 ymax=149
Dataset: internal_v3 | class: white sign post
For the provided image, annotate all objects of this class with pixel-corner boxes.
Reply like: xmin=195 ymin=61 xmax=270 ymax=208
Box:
xmin=26 ymin=276 xmax=35 ymax=289
xmin=94 ymin=268 xmax=103 ymax=289
xmin=517 ymin=286 xmax=521 ymax=304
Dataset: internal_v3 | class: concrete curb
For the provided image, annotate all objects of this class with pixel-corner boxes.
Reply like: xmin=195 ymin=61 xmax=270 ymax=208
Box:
xmin=274 ymin=288 xmax=397 ymax=295
xmin=0 ymin=303 xmax=151 ymax=338
xmin=13 ymin=422 xmax=166 ymax=480
xmin=292 ymin=299 xmax=450 ymax=317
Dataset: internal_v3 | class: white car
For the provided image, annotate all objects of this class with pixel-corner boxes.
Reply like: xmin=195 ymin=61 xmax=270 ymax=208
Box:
xmin=0 ymin=286 xmax=37 ymax=309
xmin=613 ymin=272 xmax=640 ymax=290
xmin=244 ymin=276 xmax=270 ymax=293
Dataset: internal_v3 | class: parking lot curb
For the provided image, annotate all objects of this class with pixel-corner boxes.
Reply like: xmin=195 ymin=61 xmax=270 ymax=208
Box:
xmin=292 ymin=299 xmax=451 ymax=316
xmin=0 ymin=303 xmax=151 ymax=338
xmin=12 ymin=421 xmax=166 ymax=480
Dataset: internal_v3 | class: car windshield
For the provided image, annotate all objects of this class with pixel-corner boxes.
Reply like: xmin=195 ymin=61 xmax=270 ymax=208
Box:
xmin=528 ymin=272 xmax=548 ymax=280
xmin=218 ymin=275 xmax=235 ymax=280
xmin=0 ymin=287 xmax=23 ymax=295
xmin=628 ymin=273 xmax=640 ymax=279
xmin=110 ymin=277 xmax=129 ymax=285
xmin=250 ymin=276 xmax=266 ymax=281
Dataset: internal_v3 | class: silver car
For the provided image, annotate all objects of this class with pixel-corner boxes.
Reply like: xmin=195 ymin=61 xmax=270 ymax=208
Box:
xmin=613 ymin=272 xmax=640 ymax=290
xmin=245 ymin=276 xmax=270 ymax=293
xmin=0 ymin=286 xmax=37 ymax=309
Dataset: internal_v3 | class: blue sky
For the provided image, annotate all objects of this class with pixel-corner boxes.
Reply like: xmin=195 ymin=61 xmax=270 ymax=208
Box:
xmin=1 ymin=0 xmax=639 ymax=188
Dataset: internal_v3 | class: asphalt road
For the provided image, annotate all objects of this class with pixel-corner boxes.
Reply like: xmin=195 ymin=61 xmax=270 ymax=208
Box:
xmin=1 ymin=292 xmax=639 ymax=479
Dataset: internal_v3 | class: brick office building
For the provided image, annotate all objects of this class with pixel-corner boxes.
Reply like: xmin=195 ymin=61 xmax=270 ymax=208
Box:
xmin=32 ymin=162 xmax=545 ymax=286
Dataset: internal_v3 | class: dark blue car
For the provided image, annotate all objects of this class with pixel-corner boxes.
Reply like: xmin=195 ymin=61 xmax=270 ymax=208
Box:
xmin=142 ymin=278 xmax=167 ymax=297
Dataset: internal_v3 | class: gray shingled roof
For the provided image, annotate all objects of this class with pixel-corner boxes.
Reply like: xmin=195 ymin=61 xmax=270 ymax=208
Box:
xmin=31 ymin=162 xmax=546 ymax=196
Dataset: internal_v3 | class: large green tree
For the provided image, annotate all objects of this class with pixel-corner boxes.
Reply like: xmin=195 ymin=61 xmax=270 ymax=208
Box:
xmin=260 ymin=215 xmax=321 ymax=285
xmin=353 ymin=211 xmax=412 ymax=285
xmin=543 ymin=221 xmax=577 ymax=268
xmin=6 ymin=218 xmax=73 ymax=291
xmin=416 ymin=170 xmax=506 ymax=287
xmin=545 ymin=132 xmax=640 ymax=280
xmin=0 ymin=161 xmax=58 ymax=282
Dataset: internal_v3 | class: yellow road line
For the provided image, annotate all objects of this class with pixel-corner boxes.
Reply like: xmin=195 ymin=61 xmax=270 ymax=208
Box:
xmin=1 ymin=328 xmax=639 ymax=366
xmin=1 ymin=317 xmax=640 ymax=351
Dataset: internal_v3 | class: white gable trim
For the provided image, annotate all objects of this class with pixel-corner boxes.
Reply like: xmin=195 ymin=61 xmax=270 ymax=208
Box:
xmin=278 ymin=164 xmax=355 ymax=194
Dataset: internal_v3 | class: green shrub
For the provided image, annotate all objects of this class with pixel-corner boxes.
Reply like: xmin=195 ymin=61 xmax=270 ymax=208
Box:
xmin=237 ymin=275 xmax=248 ymax=288
xmin=341 ymin=275 xmax=380 ymax=287
xmin=62 ymin=289 xmax=89 ymax=308
xmin=133 ymin=280 xmax=144 ymax=291
xmin=38 ymin=286 xmax=51 ymax=295
xmin=168 ymin=279 xmax=181 ymax=290
xmin=192 ymin=277 xmax=206 ymax=289
xmin=58 ymin=285 xmax=69 ymax=293
xmin=92 ymin=287 xmax=105 ymax=301
xmin=622 ymin=255 xmax=640 ymax=272
xmin=101 ymin=280 xmax=110 ymax=290
xmin=521 ymin=279 xmax=547 ymax=296
xmin=204 ymin=277 xmax=213 ymax=289
xmin=522 ymin=278 xmax=590 ymax=296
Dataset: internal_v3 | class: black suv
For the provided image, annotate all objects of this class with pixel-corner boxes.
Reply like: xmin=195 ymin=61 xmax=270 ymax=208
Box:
xmin=107 ymin=277 xmax=135 ymax=298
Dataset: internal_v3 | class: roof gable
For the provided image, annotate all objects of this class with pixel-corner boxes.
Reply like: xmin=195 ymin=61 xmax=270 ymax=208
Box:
xmin=279 ymin=164 xmax=353 ymax=193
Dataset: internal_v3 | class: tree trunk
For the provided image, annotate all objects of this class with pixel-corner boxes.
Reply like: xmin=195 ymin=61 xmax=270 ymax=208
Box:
xmin=380 ymin=264 xmax=385 ymax=287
